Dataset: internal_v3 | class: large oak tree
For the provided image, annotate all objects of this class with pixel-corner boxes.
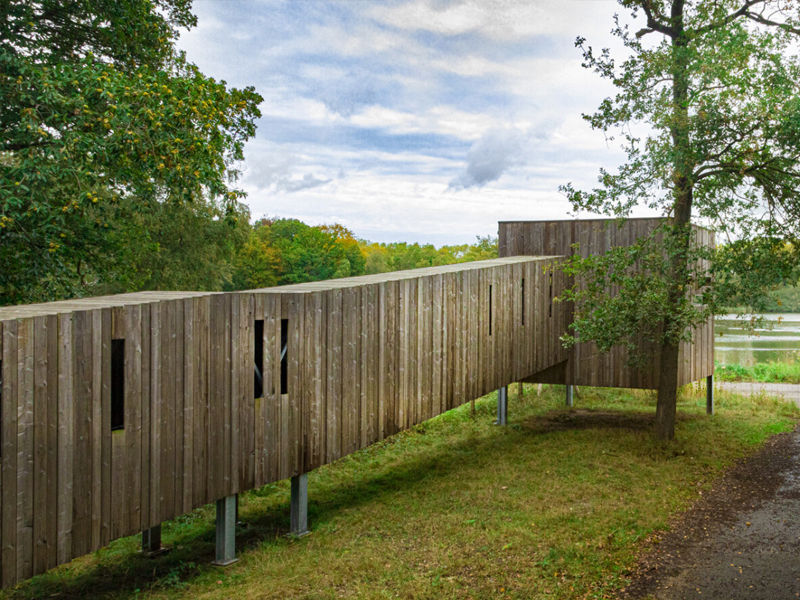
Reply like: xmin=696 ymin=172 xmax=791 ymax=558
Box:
xmin=561 ymin=1 xmax=800 ymax=438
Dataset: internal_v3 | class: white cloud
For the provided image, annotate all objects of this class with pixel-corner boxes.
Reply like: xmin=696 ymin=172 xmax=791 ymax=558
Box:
xmin=367 ymin=0 xmax=615 ymax=40
xmin=176 ymin=0 xmax=648 ymax=244
xmin=449 ymin=128 xmax=526 ymax=189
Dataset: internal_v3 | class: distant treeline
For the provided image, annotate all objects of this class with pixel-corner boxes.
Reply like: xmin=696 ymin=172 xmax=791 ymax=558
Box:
xmin=229 ymin=218 xmax=498 ymax=291
xmin=728 ymin=284 xmax=800 ymax=313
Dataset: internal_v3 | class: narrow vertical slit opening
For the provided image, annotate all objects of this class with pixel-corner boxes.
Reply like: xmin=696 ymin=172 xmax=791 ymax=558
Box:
xmin=489 ymin=284 xmax=493 ymax=336
xmin=111 ymin=339 xmax=125 ymax=431
xmin=548 ymin=273 xmax=553 ymax=318
xmin=280 ymin=318 xmax=288 ymax=395
xmin=521 ymin=278 xmax=525 ymax=326
xmin=254 ymin=319 xmax=264 ymax=399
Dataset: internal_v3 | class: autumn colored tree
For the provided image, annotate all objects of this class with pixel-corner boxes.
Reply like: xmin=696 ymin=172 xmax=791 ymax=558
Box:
xmin=0 ymin=0 xmax=262 ymax=304
xmin=561 ymin=1 xmax=800 ymax=438
xmin=229 ymin=219 xmax=367 ymax=289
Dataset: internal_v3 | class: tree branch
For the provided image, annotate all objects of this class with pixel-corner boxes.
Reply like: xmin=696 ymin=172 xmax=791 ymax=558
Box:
xmin=690 ymin=0 xmax=784 ymax=37
xmin=637 ymin=0 xmax=678 ymax=37
xmin=744 ymin=10 xmax=800 ymax=35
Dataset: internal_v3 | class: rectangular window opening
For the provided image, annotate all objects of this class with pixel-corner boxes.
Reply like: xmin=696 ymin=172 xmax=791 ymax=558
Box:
xmin=280 ymin=318 xmax=288 ymax=395
xmin=521 ymin=278 xmax=526 ymax=326
xmin=111 ymin=339 xmax=125 ymax=431
xmin=548 ymin=273 xmax=553 ymax=318
xmin=489 ymin=284 xmax=493 ymax=336
xmin=254 ymin=320 xmax=264 ymax=399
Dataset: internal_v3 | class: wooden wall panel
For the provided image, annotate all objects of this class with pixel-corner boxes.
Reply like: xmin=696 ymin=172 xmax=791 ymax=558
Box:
xmin=500 ymin=219 xmax=715 ymax=389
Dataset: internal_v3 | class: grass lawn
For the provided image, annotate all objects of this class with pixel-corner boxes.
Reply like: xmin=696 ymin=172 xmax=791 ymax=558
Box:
xmin=715 ymin=361 xmax=800 ymax=384
xmin=5 ymin=385 xmax=797 ymax=600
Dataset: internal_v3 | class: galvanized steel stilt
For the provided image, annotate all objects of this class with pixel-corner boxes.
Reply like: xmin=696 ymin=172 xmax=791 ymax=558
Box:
xmin=496 ymin=386 xmax=508 ymax=425
xmin=213 ymin=495 xmax=238 ymax=566
xmin=290 ymin=474 xmax=309 ymax=537
xmin=566 ymin=385 xmax=573 ymax=407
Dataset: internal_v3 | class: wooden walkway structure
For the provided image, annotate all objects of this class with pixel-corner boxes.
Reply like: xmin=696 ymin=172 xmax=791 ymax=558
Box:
xmin=0 ymin=218 xmax=713 ymax=588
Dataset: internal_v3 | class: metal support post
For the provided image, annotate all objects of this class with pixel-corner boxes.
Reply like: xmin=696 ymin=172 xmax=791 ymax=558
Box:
xmin=496 ymin=386 xmax=508 ymax=426
xmin=290 ymin=473 xmax=309 ymax=537
xmin=141 ymin=523 xmax=169 ymax=557
xmin=212 ymin=495 xmax=238 ymax=566
xmin=706 ymin=375 xmax=714 ymax=416
xmin=566 ymin=385 xmax=574 ymax=408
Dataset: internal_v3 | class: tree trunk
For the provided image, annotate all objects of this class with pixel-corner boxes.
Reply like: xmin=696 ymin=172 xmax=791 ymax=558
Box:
xmin=655 ymin=0 xmax=692 ymax=440
xmin=655 ymin=340 xmax=680 ymax=439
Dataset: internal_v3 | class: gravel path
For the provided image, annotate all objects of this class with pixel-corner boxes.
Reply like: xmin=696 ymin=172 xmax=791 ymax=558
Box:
xmin=623 ymin=429 xmax=800 ymax=599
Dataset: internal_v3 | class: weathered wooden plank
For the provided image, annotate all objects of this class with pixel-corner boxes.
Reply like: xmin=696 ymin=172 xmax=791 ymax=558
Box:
xmin=385 ymin=281 xmax=398 ymax=436
xmin=222 ymin=294 xmax=233 ymax=493
xmin=126 ymin=305 xmax=143 ymax=535
xmin=240 ymin=293 xmax=255 ymax=492
xmin=149 ymin=303 xmax=162 ymax=525
xmin=192 ymin=296 xmax=209 ymax=508
xmin=71 ymin=311 xmax=93 ymax=559
xmin=325 ymin=289 xmax=342 ymax=460
xmin=3 ymin=320 xmax=19 ymax=587
xmin=431 ymin=274 xmax=443 ymax=418
xmin=173 ymin=299 xmax=185 ymax=517
xmin=16 ymin=318 xmax=34 ymax=582
xmin=230 ymin=295 xmax=240 ymax=495
xmin=398 ymin=280 xmax=409 ymax=431
xmin=44 ymin=315 xmax=58 ymax=571
xmin=359 ymin=285 xmax=370 ymax=448
xmin=32 ymin=317 xmax=49 ymax=575
xmin=140 ymin=305 xmax=151 ymax=530
xmin=341 ymin=287 xmax=359 ymax=456
xmin=208 ymin=295 xmax=225 ymax=501
xmin=366 ymin=286 xmax=378 ymax=445
xmin=99 ymin=309 xmax=112 ymax=548
xmin=286 ymin=294 xmax=304 ymax=476
xmin=160 ymin=301 xmax=176 ymax=521
xmin=182 ymin=298 xmax=194 ymax=514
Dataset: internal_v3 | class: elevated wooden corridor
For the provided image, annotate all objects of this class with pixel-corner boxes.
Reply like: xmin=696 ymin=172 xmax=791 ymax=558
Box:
xmin=0 ymin=218 xmax=714 ymax=587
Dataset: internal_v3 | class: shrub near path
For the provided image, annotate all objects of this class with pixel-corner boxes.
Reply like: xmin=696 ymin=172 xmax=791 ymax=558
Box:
xmin=5 ymin=387 xmax=797 ymax=600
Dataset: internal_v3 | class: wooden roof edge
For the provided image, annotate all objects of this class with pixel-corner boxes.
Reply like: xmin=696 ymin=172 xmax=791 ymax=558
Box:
xmin=0 ymin=255 xmax=562 ymax=319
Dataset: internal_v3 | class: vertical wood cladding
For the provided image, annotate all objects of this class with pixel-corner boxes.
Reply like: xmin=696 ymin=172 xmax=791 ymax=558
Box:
xmin=0 ymin=255 xmax=572 ymax=587
xmin=499 ymin=218 xmax=715 ymax=389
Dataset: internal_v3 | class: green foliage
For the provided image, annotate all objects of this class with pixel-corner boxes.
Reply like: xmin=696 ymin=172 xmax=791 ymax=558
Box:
xmin=715 ymin=359 xmax=800 ymax=384
xmin=360 ymin=235 xmax=498 ymax=274
xmin=560 ymin=1 xmax=800 ymax=365
xmin=229 ymin=219 xmax=367 ymax=289
xmin=0 ymin=0 xmax=262 ymax=305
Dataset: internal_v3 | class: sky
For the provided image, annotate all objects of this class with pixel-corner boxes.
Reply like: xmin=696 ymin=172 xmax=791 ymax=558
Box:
xmin=177 ymin=0 xmax=658 ymax=245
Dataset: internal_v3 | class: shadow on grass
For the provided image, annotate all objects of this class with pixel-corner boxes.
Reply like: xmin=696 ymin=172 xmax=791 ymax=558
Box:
xmin=523 ymin=408 xmax=701 ymax=435
xmin=4 ymin=403 xmax=687 ymax=600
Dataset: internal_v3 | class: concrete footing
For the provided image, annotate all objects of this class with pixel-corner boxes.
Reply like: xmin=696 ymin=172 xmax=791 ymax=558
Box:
xmin=496 ymin=386 xmax=508 ymax=425
xmin=212 ymin=495 xmax=238 ymax=566
xmin=290 ymin=474 xmax=309 ymax=537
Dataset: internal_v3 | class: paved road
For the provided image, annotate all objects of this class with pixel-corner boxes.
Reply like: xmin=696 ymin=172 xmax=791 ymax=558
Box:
xmin=626 ymin=430 xmax=800 ymax=599
xmin=716 ymin=381 xmax=800 ymax=406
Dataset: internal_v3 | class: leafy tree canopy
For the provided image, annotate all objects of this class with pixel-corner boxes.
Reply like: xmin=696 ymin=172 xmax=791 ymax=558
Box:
xmin=0 ymin=0 xmax=262 ymax=305
xmin=560 ymin=1 xmax=800 ymax=438
xmin=229 ymin=219 xmax=367 ymax=290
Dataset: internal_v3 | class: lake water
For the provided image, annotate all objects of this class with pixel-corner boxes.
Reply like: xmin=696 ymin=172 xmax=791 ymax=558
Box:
xmin=715 ymin=313 xmax=800 ymax=366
